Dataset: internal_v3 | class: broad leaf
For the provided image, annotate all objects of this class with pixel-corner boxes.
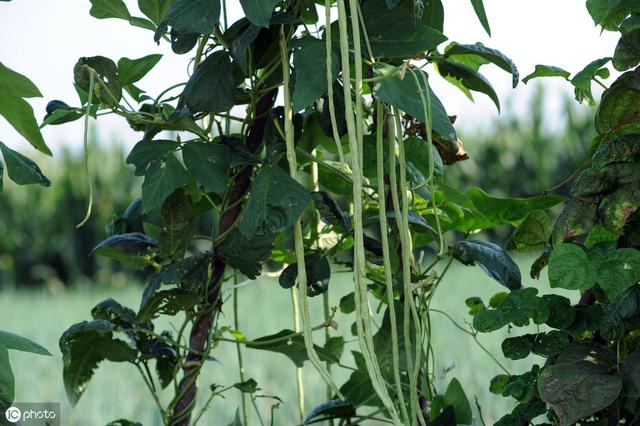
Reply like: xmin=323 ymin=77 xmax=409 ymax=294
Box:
xmin=126 ymin=139 xmax=180 ymax=176
xmin=246 ymin=329 xmax=338 ymax=367
xmin=218 ymin=230 xmax=275 ymax=279
xmin=548 ymin=243 xmax=597 ymax=291
xmin=597 ymin=248 xmax=640 ymax=299
xmin=0 ymin=61 xmax=42 ymax=98
xmin=137 ymin=288 xmax=200 ymax=322
xmin=239 ymin=0 xmax=279 ymax=27
xmin=522 ymin=65 xmax=571 ymax=84
xmin=552 ymin=199 xmax=597 ymax=244
xmin=89 ymin=0 xmax=131 ymax=20
xmin=613 ymin=28 xmax=640 ymax=70
xmin=586 ymin=0 xmax=640 ymax=30
xmin=93 ymin=232 xmax=159 ymax=269
xmin=60 ymin=320 xmax=138 ymax=405
xmin=74 ymin=56 xmax=122 ymax=105
xmin=138 ymin=0 xmax=172 ymax=24
xmin=0 ymin=331 xmax=51 ymax=356
xmin=451 ymin=240 xmax=522 ymax=290
xmin=0 ymin=344 xmax=14 ymax=409
xmin=158 ymin=189 xmax=197 ymax=258
xmin=292 ymin=36 xmax=340 ymax=112
xmin=361 ymin=0 xmax=447 ymax=58
xmin=595 ymin=68 xmax=640 ymax=137
xmin=373 ymin=63 xmax=456 ymax=141
xmin=311 ymin=191 xmax=351 ymax=230
xmin=601 ymin=286 xmax=640 ymax=337
xmin=303 ymin=400 xmax=356 ymax=425
xmin=0 ymin=95 xmax=49 ymax=154
xmin=0 ymin=141 xmax=50 ymax=186
xmin=117 ymin=54 xmax=162 ymax=86
xmin=445 ymin=43 xmax=519 ymax=88
xmin=181 ymin=142 xmax=231 ymax=194
xmin=571 ymin=57 xmax=611 ymax=105
xmin=508 ymin=210 xmax=552 ymax=252
xmin=279 ymin=252 xmax=331 ymax=296
xmin=443 ymin=378 xmax=472 ymax=424
xmin=156 ymin=0 xmax=220 ymax=38
xmin=141 ymin=154 xmax=192 ymax=211
xmin=437 ymin=60 xmax=500 ymax=110
xmin=179 ymin=51 xmax=235 ymax=113
xmin=239 ymin=164 xmax=311 ymax=237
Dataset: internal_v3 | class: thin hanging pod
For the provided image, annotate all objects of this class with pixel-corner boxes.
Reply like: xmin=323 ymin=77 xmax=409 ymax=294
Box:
xmin=376 ymin=102 xmax=410 ymax=425
xmin=324 ymin=0 xmax=346 ymax=166
xmin=337 ymin=1 xmax=402 ymax=423
xmin=279 ymin=28 xmax=343 ymax=399
xmin=77 ymin=69 xmax=95 ymax=228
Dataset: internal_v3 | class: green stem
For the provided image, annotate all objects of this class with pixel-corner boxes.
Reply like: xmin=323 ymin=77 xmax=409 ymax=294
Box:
xmin=234 ymin=272 xmax=249 ymax=425
xmin=324 ymin=0 xmax=346 ymax=165
xmin=76 ymin=69 xmax=95 ymax=228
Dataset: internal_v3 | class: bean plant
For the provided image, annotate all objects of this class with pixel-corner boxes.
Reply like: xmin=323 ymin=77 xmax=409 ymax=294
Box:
xmin=0 ymin=0 xmax=639 ymax=425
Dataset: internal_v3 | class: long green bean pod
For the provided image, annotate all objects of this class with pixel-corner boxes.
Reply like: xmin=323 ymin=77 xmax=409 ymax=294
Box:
xmin=324 ymin=0 xmax=345 ymax=166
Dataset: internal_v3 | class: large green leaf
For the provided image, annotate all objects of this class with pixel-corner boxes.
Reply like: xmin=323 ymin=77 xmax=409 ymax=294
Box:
xmin=181 ymin=142 xmax=231 ymax=194
xmin=239 ymin=0 xmax=279 ymax=27
xmin=245 ymin=329 xmax=338 ymax=367
xmin=74 ymin=56 xmax=123 ymax=106
xmin=613 ymin=28 xmax=640 ymax=71
xmin=279 ymin=252 xmax=331 ymax=296
xmin=93 ymin=232 xmax=159 ymax=269
xmin=138 ymin=0 xmax=172 ymax=24
xmin=117 ymin=54 xmax=162 ymax=86
xmin=156 ymin=0 xmax=220 ymax=38
xmin=0 ymin=95 xmax=49 ymax=154
xmin=239 ymin=164 xmax=312 ymax=238
xmin=437 ymin=60 xmax=500 ymax=110
xmin=291 ymin=36 xmax=340 ymax=112
xmin=60 ymin=320 xmax=138 ymax=405
xmin=508 ymin=210 xmax=552 ymax=252
xmin=539 ymin=359 xmax=622 ymax=425
xmin=548 ymin=243 xmax=597 ymax=291
xmin=601 ymin=183 xmax=640 ymax=233
xmin=137 ymin=288 xmax=200 ymax=322
xmin=0 ymin=141 xmax=50 ymax=186
xmin=158 ymin=189 xmax=196 ymax=259
xmin=451 ymin=240 xmax=522 ymax=290
xmin=0 ymin=331 xmax=51 ymax=356
xmin=601 ymin=286 xmax=640 ymax=337
xmin=443 ymin=378 xmax=473 ymax=424
xmin=552 ymin=199 xmax=597 ymax=244
xmin=586 ymin=0 xmax=640 ymax=30
xmin=597 ymin=248 xmax=640 ymax=299
xmin=0 ymin=62 xmax=42 ymax=98
xmin=218 ymin=230 xmax=274 ymax=279
xmin=89 ymin=0 xmax=131 ymax=20
xmin=0 ymin=344 xmax=14 ymax=409
xmin=572 ymin=57 xmax=611 ymax=105
xmin=595 ymin=68 xmax=640 ymax=137
xmin=126 ymin=139 xmax=180 ymax=176
xmin=141 ymin=154 xmax=192 ymax=211
xmin=361 ymin=0 xmax=447 ymax=58
xmin=373 ymin=63 xmax=456 ymax=141
xmin=179 ymin=51 xmax=235 ymax=113
xmin=445 ymin=42 xmax=519 ymax=88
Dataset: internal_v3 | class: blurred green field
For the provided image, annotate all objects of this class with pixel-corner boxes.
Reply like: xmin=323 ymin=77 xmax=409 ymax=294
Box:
xmin=0 ymin=255 xmax=578 ymax=425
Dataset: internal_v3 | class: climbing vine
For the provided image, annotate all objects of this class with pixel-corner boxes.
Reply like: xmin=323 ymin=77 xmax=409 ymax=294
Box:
xmin=0 ymin=0 xmax=638 ymax=425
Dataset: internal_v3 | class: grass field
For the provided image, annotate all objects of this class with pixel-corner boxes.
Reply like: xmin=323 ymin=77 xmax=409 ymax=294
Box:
xmin=0 ymin=255 xmax=578 ymax=425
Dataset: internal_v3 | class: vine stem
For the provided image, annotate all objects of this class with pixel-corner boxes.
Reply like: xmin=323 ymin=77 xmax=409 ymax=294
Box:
xmin=279 ymin=26 xmax=343 ymax=399
xmin=291 ymin=286 xmax=305 ymax=422
xmin=233 ymin=272 xmax=249 ymax=425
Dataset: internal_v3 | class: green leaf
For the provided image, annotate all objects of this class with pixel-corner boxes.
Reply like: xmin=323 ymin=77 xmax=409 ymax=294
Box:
xmin=539 ymin=362 xmax=622 ymax=426
xmin=311 ymin=191 xmax=351 ymax=230
xmin=303 ymin=400 xmax=356 ymax=425
xmin=373 ymin=63 xmax=456 ymax=141
xmin=339 ymin=352 xmax=383 ymax=408
xmin=0 ymin=95 xmax=50 ymax=154
xmin=239 ymin=0 xmax=279 ymax=27
xmin=595 ymin=68 xmax=640 ymax=137
xmin=92 ymin=232 xmax=159 ymax=269
xmin=437 ymin=60 xmax=500 ymax=110
xmin=89 ymin=0 xmax=131 ymax=20
xmin=473 ymin=309 xmax=511 ymax=332
xmin=91 ymin=298 xmax=136 ymax=327
xmin=443 ymin=378 xmax=472 ymax=424
xmin=543 ymin=294 xmax=576 ymax=330
xmin=548 ymin=243 xmax=597 ymax=291
xmin=292 ymin=36 xmax=340 ymax=112
xmin=468 ymin=0 xmax=491 ymax=35
xmin=585 ymin=225 xmax=620 ymax=248
xmin=126 ymin=139 xmax=180 ymax=176
xmin=451 ymin=240 xmax=522 ymax=290
xmin=138 ymin=0 xmax=172 ymax=24
xmin=361 ymin=0 xmax=447 ymax=58
xmin=0 ymin=141 xmax=50 ymax=186
xmin=508 ymin=210 xmax=552 ymax=252
xmin=158 ymin=189 xmax=197 ymax=259
xmin=180 ymin=50 xmax=235 ymax=113
xmin=522 ymin=64 xmax=571 ymax=84
xmin=601 ymin=286 xmax=640 ymax=337
xmin=137 ymin=288 xmax=200 ymax=322
xmin=403 ymin=136 xmax=444 ymax=184
xmin=0 ymin=331 xmax=51 ymax=356
xmin=586 ymin=0 xmax=640 ymax=30
xmin=181 ymin=142 xmax=231 ymax=194
xmin=597 ymin=248 xmax=640 ymax=299
xmin=501 ymin=365 xmax=540 ymax=403
xmin=246 ymin=329 xmax=338 ymax=367
xmin=501 ymin=336 xmax=531 ymax=360
xmin=239 ymin=164 xmax=311 ymax=238
xmin=0 ymin=62 xmax=42 ymax=98
xmin=74 ymin=56 xmax=122 ymax=106
xmin=234 ymin=378 xmax=260 ymax=393
xmin=613 ymin=29 xmax=640 ymax=71
xmin=279 ymin=252 xmax=331 ymax=297
xmin=0 ymin=157 xmax=3 ymax=192
xmin=60 ymin=320 xmax=138 ymax=405
xmin=117 ymin=54 xmax=162 ymax=86
xmin=552 ymin=199 xmax=597 ymax=244
xmin=601 ymin=183 xmax=640 ymax=233
xmin=571 ymin=57 xmax=611 ymax=105
xmin=0 ymin=344 xmax=14 ymax=409
xmin=218 ymin=230 xmax=275 ymax=279
xmin=156 ymin=0 xmax=220 ymax=38
xmin=445 ymin=43 xmax=519 ymax=88
xmin=141 ymin=154 xmax=192 ymax=211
